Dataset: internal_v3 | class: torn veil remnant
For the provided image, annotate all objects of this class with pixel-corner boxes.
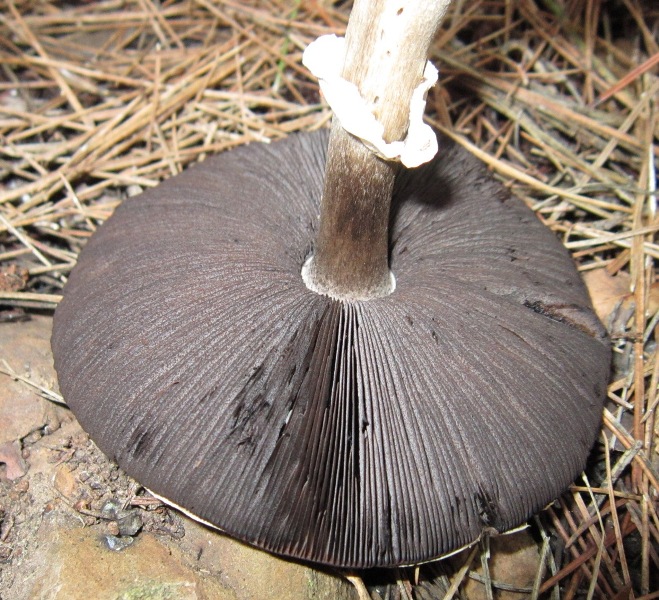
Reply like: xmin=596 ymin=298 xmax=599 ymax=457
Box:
xmin=51 ymin=0 xmax=611 ymax=569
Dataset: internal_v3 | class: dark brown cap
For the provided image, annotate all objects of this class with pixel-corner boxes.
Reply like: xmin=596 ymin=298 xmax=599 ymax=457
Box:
xmin=52 ymin=130 xmax=609 ymax=568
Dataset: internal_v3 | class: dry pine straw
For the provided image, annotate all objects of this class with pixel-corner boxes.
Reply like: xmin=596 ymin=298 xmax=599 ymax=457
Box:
xmin=0 ymin=0 xmax=657 ymax=598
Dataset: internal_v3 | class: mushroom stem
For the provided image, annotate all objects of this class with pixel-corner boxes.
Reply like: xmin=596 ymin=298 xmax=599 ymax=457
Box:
xmin=304 ymin=0 xmax=451 ymax=300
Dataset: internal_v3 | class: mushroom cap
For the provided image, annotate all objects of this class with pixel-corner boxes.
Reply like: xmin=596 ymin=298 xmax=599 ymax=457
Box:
xmin=52 ymin=130 xmax=610 ymax=568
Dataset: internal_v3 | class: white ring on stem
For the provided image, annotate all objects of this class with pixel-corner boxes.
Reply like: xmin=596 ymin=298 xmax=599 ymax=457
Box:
xmin=303 ymin=34 xmax=439 ymax=168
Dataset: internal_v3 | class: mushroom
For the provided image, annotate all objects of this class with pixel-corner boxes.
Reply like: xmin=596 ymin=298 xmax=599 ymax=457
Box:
xmin=51 ymin=0 xmax=610 ymax=569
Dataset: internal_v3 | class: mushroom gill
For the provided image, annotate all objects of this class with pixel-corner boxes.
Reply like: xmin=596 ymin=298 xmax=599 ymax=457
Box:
xmin=52 ymin=129 xmax=610 ymax=568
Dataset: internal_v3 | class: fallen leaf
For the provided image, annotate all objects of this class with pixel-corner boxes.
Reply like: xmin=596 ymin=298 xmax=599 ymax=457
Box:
xmin=583 ymin=269 xmax=631 ymax=324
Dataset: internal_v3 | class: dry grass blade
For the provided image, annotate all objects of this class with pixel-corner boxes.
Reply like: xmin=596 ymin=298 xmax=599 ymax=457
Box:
xmin=0 ymin=358 xmax=65 ymax=405
xmin=0 ymin=0 xmax=656 ymax=598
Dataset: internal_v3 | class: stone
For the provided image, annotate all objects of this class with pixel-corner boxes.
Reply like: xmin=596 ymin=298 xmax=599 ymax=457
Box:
xmin=0 ymin=316 xmax=58 ymax=448
xmin=24 ymin=525 xmax=226 ymax=600
xmin=453 ymin=530 xmax=540 ymax=600
xmin=179 ymin=518 xmax=354 ymax=600
xmin=53 ymin=464 xmax=78 ymax=500
xmin=0 ymin=441 xmax=26 ymax=480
